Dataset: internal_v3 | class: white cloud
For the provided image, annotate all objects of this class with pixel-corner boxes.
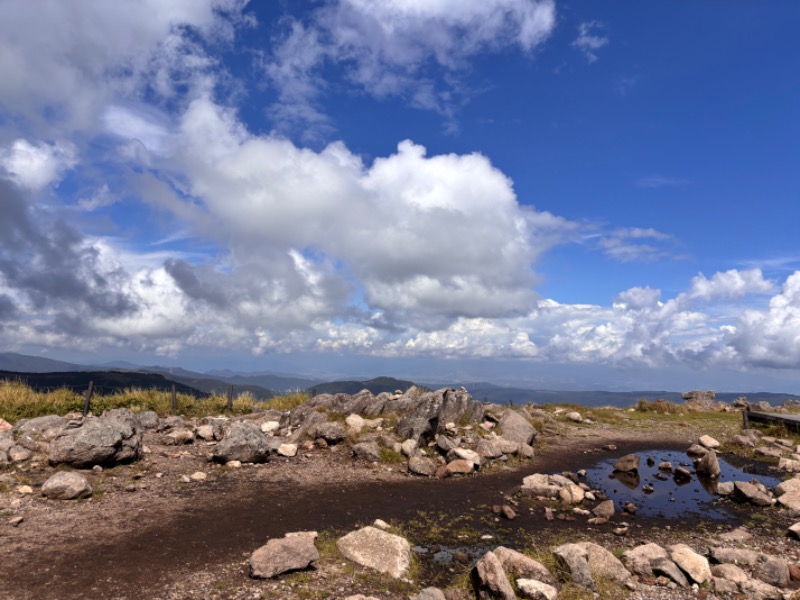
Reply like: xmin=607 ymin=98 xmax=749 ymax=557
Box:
xmin=0 ymin=138 xmax=77 ymax=191
xmin=572 ymin=21 xmax=608 ymax=63
xmin=0 ymin=0 xmax=247 ymax=135
xmin=169 ymin=97 xmax=574 ymax=329
xmin=266 ymin=0 xmax=557 ymax=134
xmin=689 ymin=269 xmax=774 ymax=301
xmin=596 ymin=227 xmax=676 ymax=262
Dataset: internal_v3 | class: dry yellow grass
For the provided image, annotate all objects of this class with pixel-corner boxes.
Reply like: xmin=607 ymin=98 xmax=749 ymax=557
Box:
xmin=0 ymin=380 xmax=310 ymax=422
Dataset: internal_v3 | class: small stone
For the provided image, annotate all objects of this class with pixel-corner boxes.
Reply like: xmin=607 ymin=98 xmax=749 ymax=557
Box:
xmin=501 ymin=505 xmax=517 ymax=520
xmin=190 ymin=471 xmax=207 ymax=481
xmin=373 ymin=519 xmax=391 ymax=530
xmin=260 ymin=421 xmax=280 ymax=434
xmin=9 ymin=516 xmax=24 ymax=527
xmin=593 ymin=499 xmax=615 ymax=519
xmin=226 ymin=460 xmax=242 ymax=468
xmin=516 ymin=578 xmax=558 ymax=600
xmin=17 ymin=485 xmax=33 ymax=495
xmin=613 ymin=454 xmax=639 ymax=473
xmin=698 ymin=435 xmax=720 ymax=449
xmin=277 ymin=443 xmax=298 ymax=457
xmin=41 ymin=471 xmax=93 ymax=500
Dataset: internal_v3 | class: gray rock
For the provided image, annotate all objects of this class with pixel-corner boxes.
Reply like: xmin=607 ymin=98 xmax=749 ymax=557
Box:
xmin=137 ymin=411 xmax=159 ymax=430
xmin=612 ymin=454 xmax=639 ymax=473
xmin=336 ymin=526 xmax=411 ymax=578
xmin=352 ymin=442 xmax=381 ymax=462
xmin=445 ymin=459 xmax=475 ymax=475
xmin=651 ymin=557 xmax=689 ymax=587
xmin=756 ymin=558 xmax=790 ymax=587
xmin=552 ymin=543 xmax=594 ymax=589
xmin=41 ymin=471 xmax=93 ymax=500
xmin=408 ymin=455 xmax=437 ymax=476
xmin=521 ymin=473 xmax=561 ymax=498
xmin=494 ymin=437 xmax=520 ymax=455
xmin=471 ymin=551 xmax=515 ymax=600
xmin=14 ymin=415 xmax=67 ymax=437
xmin=777 ymin=489 xmax=800 ymax=511
xmin=579 ymin=542 xmax=631 ymax=583
xmin=776 ymin=478 xmax=800 ymax=497
xmin=668 ymin=543 xmax=711 ymax=584
xmin=475 ymin=439 xmax=503 ymax=459
xmin=740 ymin=578 xmax=783 ymax=600
xmin=8 ymin=445 xmax=32 ymax=462
xmin=163 ymin=428 xmax=194 ymax=445
xmin=48 ymin=408 xmax=142 ymax=468
xmin=516 ymin=579 xmax=558 ymax=600
xmin=497 ymin=410 xmax=536 ymax=446
xmin=698 ymin=435 xmax=720 ymax=448
xmin=593 ymin=499 xmax=615 ymax=519
xmin=277 ymin=443 xmax=297 ymax=457
xmin=248 ymin=532 xmax=319 ymax=579
xmin=400 ymin=439 xmax=418 ymax=457
xmin=712 ymin=563 xmax=748 ymax=583
xmin=686 ymin=444 xmax=709 ymax=457
xmin=212 ymin=421 xmax=270 ymax=464
xmin=732 ymin=480 xmax=774 ymax=506
xmin=493 ymin=546 xmax=557 ymax=587
xmin=396 ymin=416 xmax=433 ymax=443
xmin=621 ymin=543 xmax=669 ymax=577
xmin=710 ymin=546 xmax=759 ymax=566
xmin=314 ymin=422 xmax=346 ymax=444
xmin=695 ymin=448 xmax=720 ymax=478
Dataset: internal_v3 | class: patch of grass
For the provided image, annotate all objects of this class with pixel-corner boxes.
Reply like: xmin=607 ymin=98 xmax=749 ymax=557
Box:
xmin=634 ymin=398 xmax=681 ymax=414
xmin=262 ymin=391 xmax=310 ymax=412
xmin=378 ymin=447 xmax=405 ymax=464
xmin=0 ymin=380 xmax=313 ymax=422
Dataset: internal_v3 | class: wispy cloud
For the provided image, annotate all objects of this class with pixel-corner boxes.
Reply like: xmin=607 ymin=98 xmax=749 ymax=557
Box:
xmin=596 ymin=227 xmax=678 ymax=263
xmin=572 ymin=21 xmax=608 ymax=63
xmin=636 ymin=174 xmax=690 ymax=189
xmin=265 ymin=0 xmax=557 ymax=137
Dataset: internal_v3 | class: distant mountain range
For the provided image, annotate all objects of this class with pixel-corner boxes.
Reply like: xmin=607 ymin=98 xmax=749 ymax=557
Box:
xmin=2 ymin=352 xmax=800 ymax=408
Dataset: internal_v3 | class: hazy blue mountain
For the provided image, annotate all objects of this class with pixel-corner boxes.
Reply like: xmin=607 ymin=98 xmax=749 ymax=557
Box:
xmin=0 ymin=352 xmax=86 ymax=373
xmin=0 ymin=370 xmax=204 ymax=396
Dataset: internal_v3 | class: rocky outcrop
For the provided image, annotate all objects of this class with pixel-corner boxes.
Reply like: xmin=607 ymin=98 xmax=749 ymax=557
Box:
xmin=48 ymin=409 xmax=142 ymax=468
xmin=212 ymin=421 xmax=270 ymax=464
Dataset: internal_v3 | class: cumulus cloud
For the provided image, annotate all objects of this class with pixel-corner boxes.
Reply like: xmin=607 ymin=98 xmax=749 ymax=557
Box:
xmin=167 ymin=97 xmax=574 ymax=331
xmin=572 ymin=21 xmax=608 ymax=63
xmin=266 ymin=0 xmax=557 ymax=134
xmin=0 ymin=0 xmax=248 ymax=134
xmin=0 ymin=139 xmax=77 ymax=191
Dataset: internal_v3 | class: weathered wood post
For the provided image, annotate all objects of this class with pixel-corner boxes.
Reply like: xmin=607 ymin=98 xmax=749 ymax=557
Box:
xmin=743 ymin=407 xmax=750 ymax=429
xmin=171 ymin=384 xmax=177 ymax=414
xmin=82 ymin=381 xmax=94 ymax=417
xmin=227 ymin=385 xmax=233 ymax=412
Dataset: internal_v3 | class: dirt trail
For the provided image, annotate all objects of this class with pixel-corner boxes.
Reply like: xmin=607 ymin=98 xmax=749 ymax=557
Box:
xmin=1 ymin=434 xmax=691 ymax=600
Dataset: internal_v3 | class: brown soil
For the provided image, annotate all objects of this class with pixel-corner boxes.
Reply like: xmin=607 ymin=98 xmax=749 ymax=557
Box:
xmin=0 ymin=421 xmax=793 ymax=600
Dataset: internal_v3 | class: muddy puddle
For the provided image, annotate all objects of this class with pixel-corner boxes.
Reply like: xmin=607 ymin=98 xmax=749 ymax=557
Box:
xmin=582 ymin=448 xmax=782 ymax=519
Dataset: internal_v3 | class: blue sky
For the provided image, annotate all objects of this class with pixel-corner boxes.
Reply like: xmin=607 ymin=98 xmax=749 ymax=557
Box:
xmin=1 ymin=0 xmax=799 ymax=391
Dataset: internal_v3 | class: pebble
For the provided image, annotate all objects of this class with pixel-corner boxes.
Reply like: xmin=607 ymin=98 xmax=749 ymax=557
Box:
xmin=9 ymin=516 xmax=24 ymax=527
xmin=190 ymin=471 xmax=207 ymax=481
xmin=17 ymin=486 xmax=33 ymax=495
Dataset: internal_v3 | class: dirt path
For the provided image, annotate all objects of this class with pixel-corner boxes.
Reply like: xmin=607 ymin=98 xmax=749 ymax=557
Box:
xmin=1 ymin=427 xmax=695 ymax=600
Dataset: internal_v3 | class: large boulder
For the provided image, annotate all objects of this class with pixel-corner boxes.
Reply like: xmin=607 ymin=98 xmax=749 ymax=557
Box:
xmin=493 ymin=546 xmax=557 ymax=587
xmin=336 ymin=526 xmax=411 ymax=578
xmin=612 ymin=454 xmax=640 ymax=473
xmin=497 ymin=410 xmax=536 ymax=446
xmin=14 ymin=415 xmax=67 ymax=438
xmin=48 ymin=409 xmax=142 ymax=468
xmin=395 ymin=388 xmax=484 ymax=443
xmin=41 ymin=471 xmax=93 ymax=500
xmin=212 ymin=422 xmax=270 ymax=464
xmin=471 ymin=551 xmax=515 ymax=600
xmin=249 ymin=532 xmax=319 ymax=579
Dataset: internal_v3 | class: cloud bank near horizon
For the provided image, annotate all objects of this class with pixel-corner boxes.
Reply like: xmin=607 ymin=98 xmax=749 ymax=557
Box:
xmin=0 ymin=1 xmax=799 ymax=378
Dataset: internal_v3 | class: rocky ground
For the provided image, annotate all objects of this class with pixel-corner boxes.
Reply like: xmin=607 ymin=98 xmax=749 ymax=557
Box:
xmin=2 ymin=388 xmax=800 ymax=599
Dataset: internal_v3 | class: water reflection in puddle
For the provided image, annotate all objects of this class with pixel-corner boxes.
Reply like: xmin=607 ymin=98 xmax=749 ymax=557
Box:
xmin=581 ymin=449 xmax=782 ymax=519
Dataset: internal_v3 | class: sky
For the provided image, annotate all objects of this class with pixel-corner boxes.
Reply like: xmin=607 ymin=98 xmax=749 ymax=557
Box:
xmin=1 ymin=0 xmax=799 ymax=392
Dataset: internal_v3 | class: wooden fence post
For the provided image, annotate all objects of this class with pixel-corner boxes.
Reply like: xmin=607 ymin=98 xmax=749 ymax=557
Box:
xmin=227 ymin=385 xmax=233 ymax=412
xmin=83 ymin=381 xmax=94 ymax=417
xmin=743 ymin=407 xmax=750 ymax=429
xmin=171 ymin=384 xmax=177 ymax=414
